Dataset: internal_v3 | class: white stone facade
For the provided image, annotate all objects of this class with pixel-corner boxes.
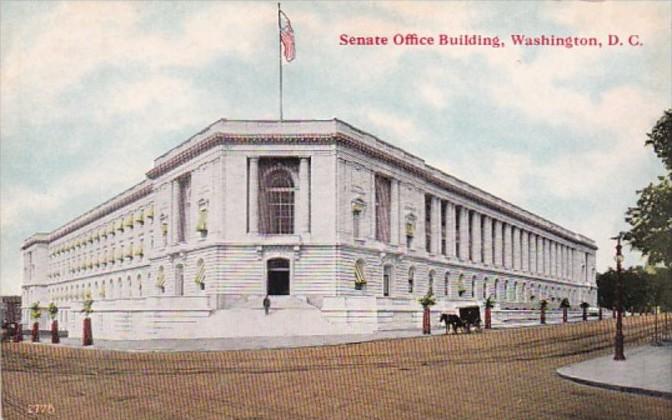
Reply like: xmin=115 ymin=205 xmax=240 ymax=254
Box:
xmin=21 ymin=119 xmax=598 ymax=339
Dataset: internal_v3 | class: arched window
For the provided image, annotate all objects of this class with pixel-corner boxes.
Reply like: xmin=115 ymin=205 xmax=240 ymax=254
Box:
xmin=494 ymin=278 xmax=499 ymax=300
xmin=512 ymin=281 xmax=518 ymax=302
xmin=261 ymin=168 xmax=295 ymax=234
xmin=127 ymin=276 xmax=132 ymax=298
xmin=428 ymin=270 xmax=435 ymax=295
xmin=137 ymin=274 xmax=143 ymax=297
xmin=408 ymin=267 xmax=415 ymax=293
xmin=471 ymin=276 xmax=476 ymax=298
xmin=444 ymin=272 xmax=450 ymax=296
xmin=483 ymin=278 xmax=488 ymax=299
xmin=504 ymin=280 xmax=509 ymax=302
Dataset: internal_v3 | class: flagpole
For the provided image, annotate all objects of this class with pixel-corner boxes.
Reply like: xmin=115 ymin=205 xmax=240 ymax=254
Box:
xmin=277 ymin=2 xmax=283 ymax=121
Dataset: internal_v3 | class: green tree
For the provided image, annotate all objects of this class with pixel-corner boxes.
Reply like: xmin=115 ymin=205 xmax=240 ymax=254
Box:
xmin=597 ymin=266 xmax=672 ymax=312
xmin=625 ymin=109 xmax=672 ymax=268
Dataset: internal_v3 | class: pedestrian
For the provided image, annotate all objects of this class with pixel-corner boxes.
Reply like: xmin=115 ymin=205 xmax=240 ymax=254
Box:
xmin=263 ymin=295 xmax=271 ymax=315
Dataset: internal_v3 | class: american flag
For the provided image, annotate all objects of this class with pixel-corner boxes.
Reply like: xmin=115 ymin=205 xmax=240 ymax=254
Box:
xmin=279 ymin=10 xmax=295 ymax=62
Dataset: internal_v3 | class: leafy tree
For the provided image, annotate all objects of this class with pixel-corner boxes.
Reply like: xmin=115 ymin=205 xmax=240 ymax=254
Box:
xmin=597 ymin=266 xmax=672 ymax=312
xmin=625 ymin=109 xmax=672 ymax=268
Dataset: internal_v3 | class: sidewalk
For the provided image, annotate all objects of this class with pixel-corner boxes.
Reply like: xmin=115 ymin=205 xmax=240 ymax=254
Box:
xmin=557 ymin=343 xmax=672 ymax=399
xmin=55 ymin=329 xmax=439 ymax=352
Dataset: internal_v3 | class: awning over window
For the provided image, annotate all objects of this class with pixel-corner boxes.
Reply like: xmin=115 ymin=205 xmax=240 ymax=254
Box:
xmin=156 ymin=269 xmax=165 ymax=287
xmin=196 ymin=209 xmax=208 ymax=232
xmin=134 ymin=210 xmax=144 ymax=225
xmin=194 ymin=262 xmax=205 ymax=285
xmin=355 ymin=262 xmax=366 ymax=285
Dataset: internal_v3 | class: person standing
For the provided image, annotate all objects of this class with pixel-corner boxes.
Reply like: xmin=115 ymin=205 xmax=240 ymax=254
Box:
xmin=263 ymin=295 xmax=271 ymax=315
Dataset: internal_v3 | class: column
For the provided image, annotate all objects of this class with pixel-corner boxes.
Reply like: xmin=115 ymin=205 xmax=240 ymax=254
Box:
xmin=298 ymin=157 xmax=310 ymax=234
xmin=431 ymin=196 xmax=441 ymax=254
xmin=522 ymin=231 xmax=529 ymax=272
xmin=512 ymin=227 xmax=520 ymax=270
xmin=504 ymin=223 xmax=513 ymax=269
xmin=248 ymin=157 xmax=259 ymax=234
xmin=471 ymin=212 xmax=482 ymax=263
xmin=447 ymin=203 xmax=456 ymax=258
xmin=459 ymin=207 xmax=469 ymax=261
xmin=390 ymin=179 xmax=400 ymax=245
xmin=483 ymin=215 xmax=493 ymax=265
xmin=494 ymin=219 xmax=503 ymax=267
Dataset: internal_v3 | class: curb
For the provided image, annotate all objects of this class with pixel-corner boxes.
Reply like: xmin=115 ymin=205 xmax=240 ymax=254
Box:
xmin=556 ymin=368 xmax=672 ymax=400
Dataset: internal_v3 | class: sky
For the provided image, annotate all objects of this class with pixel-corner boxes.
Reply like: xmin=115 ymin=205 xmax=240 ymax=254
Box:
xmin=1 ymin=1 xmax=670 ymax=295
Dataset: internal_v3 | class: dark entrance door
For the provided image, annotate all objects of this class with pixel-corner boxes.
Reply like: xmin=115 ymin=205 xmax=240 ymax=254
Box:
xmin=267 ymin=258 xmax=290 ymax=295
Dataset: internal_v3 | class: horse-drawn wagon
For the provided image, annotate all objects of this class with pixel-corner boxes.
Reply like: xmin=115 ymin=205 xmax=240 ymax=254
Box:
xmin=439 ymin=306 xmax=482 ymax=334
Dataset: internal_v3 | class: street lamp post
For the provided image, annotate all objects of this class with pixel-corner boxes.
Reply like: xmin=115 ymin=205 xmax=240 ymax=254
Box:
xmin=612 ymin=233 xmax=626 ymax=361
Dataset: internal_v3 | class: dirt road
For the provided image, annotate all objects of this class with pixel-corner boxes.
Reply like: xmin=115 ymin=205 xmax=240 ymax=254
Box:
xmin=2 ymin=315 xmax=670 ymax=419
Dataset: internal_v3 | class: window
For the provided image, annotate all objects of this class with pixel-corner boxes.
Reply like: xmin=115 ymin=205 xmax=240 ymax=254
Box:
xmin=483 ymin=279 xmax=488 ymax=299
xmin=175 ymin=264 xmax=184 ymax=296
xmin=491 ymin=219 xmax=496 ymax=263
xmin=468 ymin=211 xmax=474 ymax=261
xmin=471 ymin=276 xmax=476 ymax=298
xmin=428 ymin=270 xmax=435 ymax=295
xmin=375 ymin=175 xmax=391 ymax=243
xmin=408 ymin=267 xmax=415 ymax=293
xmin=261 ymin=168 xmax=295 ymax=234
xmin=494 ymin=279 xmax=499 ymax=299
xmin=444 ymin=272 xmax=450 ymax=296
xmin=177 ymin=174 xmax=192 ymax=242
xmin=440 ymin=202 xmax=447 ymax=255
xmin=425 ymin=195 xmax=432 ymax=252
xmin=455 ymin=206 xmax=461 ymax=257
xmin=353 ymin=209 xmax=361 ymax=239
xmin=480 ymin=217 xmax=485 ymax=262
xmin=383 ymin=265 xmax=392 ymax=297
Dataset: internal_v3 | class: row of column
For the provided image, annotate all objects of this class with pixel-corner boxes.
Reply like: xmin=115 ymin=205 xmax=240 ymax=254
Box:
xmin=423 ymin=197 xmax=587 ymax=282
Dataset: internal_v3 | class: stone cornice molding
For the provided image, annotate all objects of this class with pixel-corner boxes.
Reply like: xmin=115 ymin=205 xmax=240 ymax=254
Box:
xmin=144 ymin=125 xmax=595 ymax=249
xmin=22 ymin=182 xmax=153 ymax=250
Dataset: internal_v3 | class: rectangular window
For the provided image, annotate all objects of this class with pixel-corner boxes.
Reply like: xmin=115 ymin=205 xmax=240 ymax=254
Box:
xmin=353 ymin=210 xmax=361 ymax=239
xmin=440 ymin=201 xmax=447 ymax=255
xmin=468 ymin=210 xmax=473 ymax=261
xmin=480 ymin=216 xmax=485 ymax=262
xmin=177 ymin=174 xmax=191 ymax=242
xmin=455 ymin=206 xmax=461 ymax=257
xmin=375 ymin=175 xmax=391 ymax=243
xmin=491 ymin=219 xmax=496 ymax=263
xmin=425 ymin=195 xmax=432 ymax=252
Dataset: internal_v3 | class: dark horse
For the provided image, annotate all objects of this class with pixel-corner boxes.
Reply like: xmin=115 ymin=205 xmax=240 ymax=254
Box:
xmin=439 ymin=313 xmax=465 ymax=334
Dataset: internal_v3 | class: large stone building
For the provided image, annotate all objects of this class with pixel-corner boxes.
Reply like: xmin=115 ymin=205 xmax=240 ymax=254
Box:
xmin=21 ymin=119 xmax=597 ymax=339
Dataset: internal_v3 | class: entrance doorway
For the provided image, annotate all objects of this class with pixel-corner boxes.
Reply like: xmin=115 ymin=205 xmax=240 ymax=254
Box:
xmin=267 ymin=258 xmax=290 ymax=295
